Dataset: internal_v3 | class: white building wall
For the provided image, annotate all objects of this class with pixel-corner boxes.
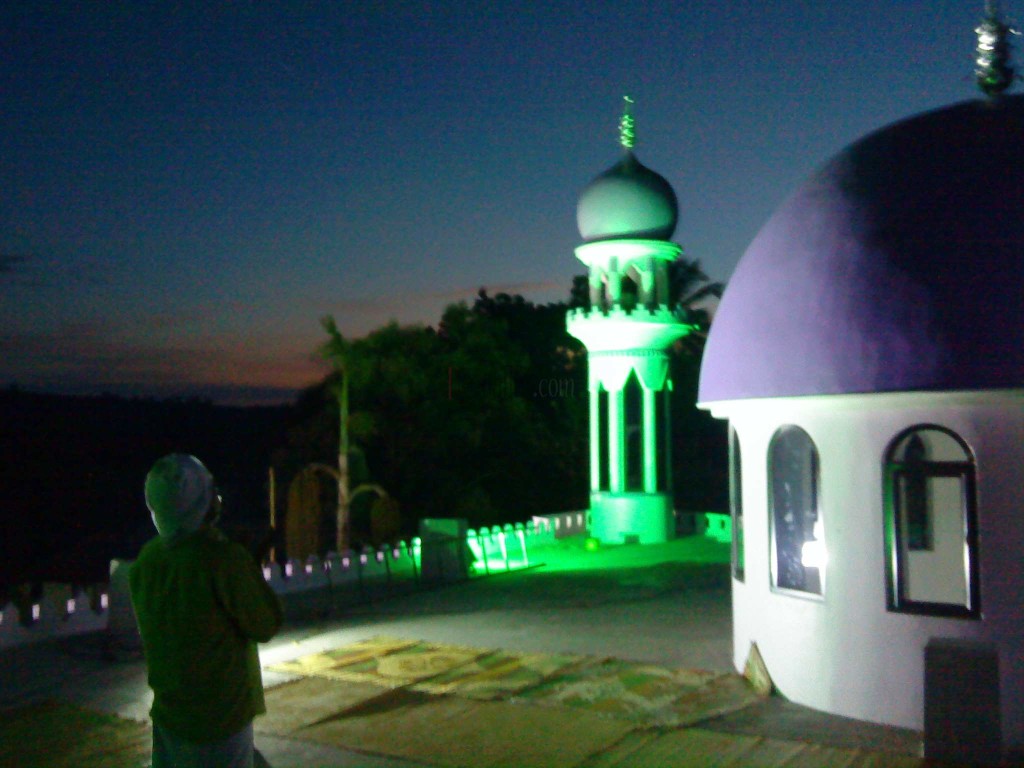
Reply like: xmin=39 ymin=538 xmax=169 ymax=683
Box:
xmin=710 ymin=391 xmax=1024 ymax=748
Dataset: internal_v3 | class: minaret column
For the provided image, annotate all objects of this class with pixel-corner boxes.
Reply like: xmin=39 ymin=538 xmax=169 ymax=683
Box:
xmin=589 ymin=385 xmax=601 ymax=491
xmin=663 ymin=385 xmax=674 ymax=494
xmin=641 ymin=258 xmax=656 ymax=308
xmin=655 ymin=261 xmax=669 ymax=308
xmin=607 ymin=258 xmax=622 ymax=306
xmin=589 ymin=271 xmax=603 ymax=309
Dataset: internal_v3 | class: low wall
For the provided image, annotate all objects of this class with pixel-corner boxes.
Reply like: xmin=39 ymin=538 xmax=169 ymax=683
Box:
xmin=530 ymin=510 xmax=589 ymax=541
xmin=0 ymin=583 xmax=110 ymax=650
xmin=1 ymin=517 xmax=578 ymax=649
xmin=696 ymin=512 xmax=732 ymax=543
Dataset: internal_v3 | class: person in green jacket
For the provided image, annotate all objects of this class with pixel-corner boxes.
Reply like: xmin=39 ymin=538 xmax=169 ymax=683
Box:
xmin=130 ymin=453 xmax=283 ymax=768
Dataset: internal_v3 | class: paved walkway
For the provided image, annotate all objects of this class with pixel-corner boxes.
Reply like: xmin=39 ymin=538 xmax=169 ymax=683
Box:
xmin=0 ymin=535 xmax=932 ymax=767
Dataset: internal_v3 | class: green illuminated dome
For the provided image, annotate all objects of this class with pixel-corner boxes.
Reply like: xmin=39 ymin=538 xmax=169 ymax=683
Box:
xmin=576 ymin=152 xmax=679 ymax=242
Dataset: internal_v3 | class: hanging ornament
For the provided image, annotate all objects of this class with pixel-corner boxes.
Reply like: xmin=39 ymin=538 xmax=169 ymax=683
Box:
xmin=975 ymin=1 xmax=1017 ymax=96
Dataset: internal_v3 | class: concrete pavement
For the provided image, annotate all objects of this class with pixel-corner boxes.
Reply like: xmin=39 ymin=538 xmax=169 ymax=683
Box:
xmin=0 ymin=535 xmax=927 ymax=766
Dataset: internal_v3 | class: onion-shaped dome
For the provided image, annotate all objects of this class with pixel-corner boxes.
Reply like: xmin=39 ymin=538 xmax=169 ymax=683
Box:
xmin=577 ymin=152 xmax=678 ymax=242
xmin=699 ymin=95 xmax=1024 ymax=402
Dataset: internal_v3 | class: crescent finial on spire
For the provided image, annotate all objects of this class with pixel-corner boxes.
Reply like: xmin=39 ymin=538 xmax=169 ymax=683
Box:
xmin=976 ymin=0 xmax=1017 ymax=97
xmin=619 ymin=95 xmax=636 ymax=151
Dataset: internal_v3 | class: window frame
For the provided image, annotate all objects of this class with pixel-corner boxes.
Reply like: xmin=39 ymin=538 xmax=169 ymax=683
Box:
xmin=767 ymin=424 xmax=824 ymax=600
xmin=883 ymin=425 xmax=980 ymax=619
xmin=729 ymin=426 xmax=744 ymax=582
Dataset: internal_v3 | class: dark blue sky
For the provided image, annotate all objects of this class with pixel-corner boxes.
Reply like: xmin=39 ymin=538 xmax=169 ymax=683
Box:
xmin=1 ymin=1 xmax=990 ymax=403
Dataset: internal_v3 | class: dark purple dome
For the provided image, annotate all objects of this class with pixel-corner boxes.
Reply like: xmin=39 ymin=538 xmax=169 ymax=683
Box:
xmin=699 ymin=96 xmax=1024 ymax=402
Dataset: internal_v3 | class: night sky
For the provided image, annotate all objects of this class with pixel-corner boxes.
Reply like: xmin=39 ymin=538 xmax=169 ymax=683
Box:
xmin=1 ymin=1 xmax=989 ymax=404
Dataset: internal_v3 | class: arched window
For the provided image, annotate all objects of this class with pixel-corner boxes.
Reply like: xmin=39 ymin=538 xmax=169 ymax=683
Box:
xmin=730 ymin=427 xmax=744 ymax=582
xmin=768 ymin=425 xmax=823 ymax=596
xmin=884 ymin=426 xmax=979 ymax=618
xmin=655 ymin=388 xmax=669 ymax=492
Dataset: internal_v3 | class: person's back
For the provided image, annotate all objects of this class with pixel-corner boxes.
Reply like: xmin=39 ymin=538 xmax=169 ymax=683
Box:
xmin=129 ymin=454 xmax=282 ymax=768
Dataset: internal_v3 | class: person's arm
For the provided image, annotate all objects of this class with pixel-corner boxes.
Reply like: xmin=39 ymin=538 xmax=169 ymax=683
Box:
xmin=213 ymin=542 xmax=283 ymax=643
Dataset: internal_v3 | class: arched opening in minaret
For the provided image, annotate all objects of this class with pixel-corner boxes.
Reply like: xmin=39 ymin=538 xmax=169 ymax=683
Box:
xmin=620 ymin=270 xmax=640 ymax=312
xmin=656 ymin=386 xmax=669 ymax=492
xmin=625 ymin=371 xmax=643 ymax=490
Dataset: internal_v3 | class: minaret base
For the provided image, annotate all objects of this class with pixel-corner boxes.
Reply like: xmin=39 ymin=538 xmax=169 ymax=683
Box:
xmin=588 ymin=492 xmax=674 ymax=544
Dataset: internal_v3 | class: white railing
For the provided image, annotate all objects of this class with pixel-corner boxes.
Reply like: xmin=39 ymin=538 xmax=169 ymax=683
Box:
xmin=530 ymin=510 xmax=589 ymax=541
xmin=0 ymin=584 xmax=109 ymax=650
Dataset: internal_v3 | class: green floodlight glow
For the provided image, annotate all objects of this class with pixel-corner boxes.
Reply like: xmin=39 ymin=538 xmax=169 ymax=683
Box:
xmin=411 ymin=537 xmax=422 ymax=572
xmin=589 ymin=493 xmax=673 ymax=543
xmin=466 ymin=528 xmax=531 ymax=574
xmin=584 ymin=537 xmax=601 ymax=552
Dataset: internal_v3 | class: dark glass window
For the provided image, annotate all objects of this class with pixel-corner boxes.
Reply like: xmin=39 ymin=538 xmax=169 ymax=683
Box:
xmin=730 ymin=427 xmax=744 ymax=581
xmin=901 ymin=434 xmax=931 ymax=550
xmin=768 ymin=425 xmax=823 ymax=596
xmin=884 ymin=426 xmax=979 ymax=618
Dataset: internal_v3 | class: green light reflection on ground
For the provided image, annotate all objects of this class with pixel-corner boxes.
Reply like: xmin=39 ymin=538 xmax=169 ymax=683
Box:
xmin=529 ymin=534 xmax=730 ymax=574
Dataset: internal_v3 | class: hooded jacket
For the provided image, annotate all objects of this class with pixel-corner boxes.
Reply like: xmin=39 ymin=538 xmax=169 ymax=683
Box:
xmin=129 ymin=526 xmax=283 ymax=743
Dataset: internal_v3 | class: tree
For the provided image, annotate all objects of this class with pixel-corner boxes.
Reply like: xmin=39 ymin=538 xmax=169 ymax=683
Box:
xmin=665 ymin=258 xmax=728 ymax=512
xmin=669 ymin=257 xmax=724 ymax=355
xmin=669 ymin=257 xmax=723 ymax=322
xmin=318 ymin=315 xmax=362 ymax=553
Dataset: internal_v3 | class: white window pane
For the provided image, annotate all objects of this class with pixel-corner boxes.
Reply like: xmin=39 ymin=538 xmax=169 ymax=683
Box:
xmin=903 ymin=476 xmax=969 ymax=607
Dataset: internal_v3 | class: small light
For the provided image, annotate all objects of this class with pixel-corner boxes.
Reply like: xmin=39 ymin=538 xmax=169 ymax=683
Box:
xmin=393 ymin=548 xmax=401 ymax=558
xmin=263 ymin=566 xmax=271 ymax=580
xmin=801 ymin=521 xmax=828 ymax=569
xmin=101 ymin=594 xmax=109 ymax=609
xmin=359 ymin=554 xmax=368 ymax=565
xmin=376 ymin=551 xmax=384 ymax=562
xmin=66 ymin=599 xmax=76 ymax=614
xmin=305 ymin=563 xmax=313 ymax=574
xmin=32 ymin=604 xmax=40 ymax=621
xmin=285 ymin=563 xmax=293 ymax=577
xmin=342 ymin=557 xmax=350 ymax=568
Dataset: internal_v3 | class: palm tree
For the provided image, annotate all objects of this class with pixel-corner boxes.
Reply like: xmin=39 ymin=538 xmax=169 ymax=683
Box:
xmin=669 ymin=257 xmax=724 ymax=332
xmin=319 ymin=315 xmax=355 ymax=553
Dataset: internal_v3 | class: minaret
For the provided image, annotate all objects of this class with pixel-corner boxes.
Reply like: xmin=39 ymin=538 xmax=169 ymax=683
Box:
xmin=976 ymin=0 xmax=1017 ymax=97
xmin=567 ymin=98 xmax=694 ymax=544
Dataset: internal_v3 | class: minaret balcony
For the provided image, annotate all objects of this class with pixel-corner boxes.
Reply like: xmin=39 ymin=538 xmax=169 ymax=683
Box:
xmin=566 ymin=305 xmax=693 ymax=354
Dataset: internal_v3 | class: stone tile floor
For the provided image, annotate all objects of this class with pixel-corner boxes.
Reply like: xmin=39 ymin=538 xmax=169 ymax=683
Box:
xmin=0 ymin=535 xmax=998 ymax=766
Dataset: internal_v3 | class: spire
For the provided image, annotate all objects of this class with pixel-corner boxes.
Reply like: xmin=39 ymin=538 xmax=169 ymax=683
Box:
xmin=976 ymin=0 xmax=1017 ymax=97
xmin=618 ymin=95 xmax=636 ymax=151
